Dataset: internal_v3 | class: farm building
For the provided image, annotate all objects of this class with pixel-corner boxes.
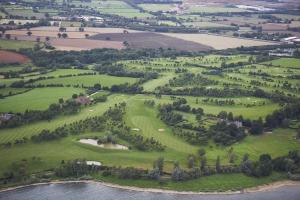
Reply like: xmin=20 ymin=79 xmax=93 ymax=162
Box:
xmin=269 ymin=48 xmax=295 ymax=57
xmin=281 ymin=36 xmax=299 ymax=44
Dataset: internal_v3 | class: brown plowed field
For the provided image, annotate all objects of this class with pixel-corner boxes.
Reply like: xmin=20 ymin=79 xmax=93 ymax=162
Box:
xmin=50 ymin=38 xmax=124 ymax=51
xmin=89 ymin=32 xmax=213 ymax=51
xmin=0 ymin=50 xmax=30 ymax=64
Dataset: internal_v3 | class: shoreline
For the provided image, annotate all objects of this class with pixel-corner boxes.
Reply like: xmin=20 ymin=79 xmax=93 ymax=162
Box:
xmin=0 ymin=179 xmax=299 ymax=195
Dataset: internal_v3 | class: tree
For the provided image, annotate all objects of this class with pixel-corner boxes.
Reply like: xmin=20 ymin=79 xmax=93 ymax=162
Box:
xmin=218 ymin=111 xmax=227 ymax=119
xmin=72 ymin=94 xmax=78 ymax=99
xmin=62 ymin=33 xmax=68 ymax=38
xmin=123 ymin=41 xmax=129 ymax=47
xmin=5 ymin=34 xmax=11 ymax=40
xmin=45 ymin=36 xmax=50 ymax=42
xmin=227 ymin=112 xmax=233 ymax=121
xmin=85 ymin=34 xmax=89 ymax=38
xmin=59 ymin=98 xmax=64 ymax=104
xmin=27 ymin=31 xmax=32 ymax=36
xmin=249 ymin=117 xmax=264 ymax=135
xmin=187 ymin=155 xmax=195 ymax=168
xmin=57 ymin=33 xmax=62 ymax=38
xmin=198 ymin=148 xmax=206 ymax=157
xmin=216 ymin=156 xmax=221 ymax=173
xmin=36 ymin=37 xmax=41 ymax=42
xmin=93 ymin=83 xmax=101 ymax=90
xmin=171 ymin=161 xmax=184 ymax=181
xmin=257 ymin=154 xmax=272 ymax=176
xmin=200 ymin=156 xmax=207 ymax=170
xmin=153 ymin=157 xmax=164 ymax=174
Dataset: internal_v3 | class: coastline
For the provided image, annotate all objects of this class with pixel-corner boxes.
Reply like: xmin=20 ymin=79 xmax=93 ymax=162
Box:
xmin=0 ymin=179 xmax=299 ymax=195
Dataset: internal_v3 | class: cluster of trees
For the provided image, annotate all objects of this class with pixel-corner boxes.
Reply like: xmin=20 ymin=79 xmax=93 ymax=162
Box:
xmin=112 ymin=128 xmax=166 ymax=151
xmin=209 ymin=121 xmax=246 ymax=146
xmin=265 ymin=102 xmax=300 ymax=128
xmin=95 ymin=63 xmax=158 ymax=79
xmin=55 ymin=159 xmax=99 ymax=178
xmin=172 ymin=128 xmax=208 ymax=145
xmin=242 ymin=151 xmax=300 ymax=177
xmin=0 ymin=98 xmax=81 ymax=129
xmin=169 ymin=73 xmax=218 ymax=87
xmin=144 ymin=100 xmax=155 ymax=107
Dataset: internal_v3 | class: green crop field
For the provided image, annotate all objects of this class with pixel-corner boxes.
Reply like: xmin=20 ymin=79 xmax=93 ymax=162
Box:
xmin=0 ymin=87 xmax=85 ymax=113
xmin=0 ymin=39 xmax=38 ymax=50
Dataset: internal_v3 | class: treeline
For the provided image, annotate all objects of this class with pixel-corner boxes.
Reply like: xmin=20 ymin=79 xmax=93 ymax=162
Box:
xmin=94 ymin=63 xmax=158 ymax=79
xmin=169 ymin=73 xmax=218 ymax=87
xmin=53 ymin=150 xmax=300 ymax=183
xmin=19 ymin=48 xmax=197 ymax=69
xmin=157 ymin=86 xmax=296 ymax=103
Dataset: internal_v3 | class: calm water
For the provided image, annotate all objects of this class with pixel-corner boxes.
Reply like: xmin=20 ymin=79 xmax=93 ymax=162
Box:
xmin=0 ymin=182 xmax=300 ymax=200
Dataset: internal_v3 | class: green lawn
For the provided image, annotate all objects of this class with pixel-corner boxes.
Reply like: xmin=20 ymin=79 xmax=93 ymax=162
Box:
xmin=0 ymin=87 xmax=84 ymax=113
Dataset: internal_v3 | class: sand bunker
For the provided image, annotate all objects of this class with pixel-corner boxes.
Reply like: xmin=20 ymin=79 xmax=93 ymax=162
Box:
xmin=79 ymin=139 xmax=128 ymax=150
xmin=132 ymin=128 xmax=140 ymax=131
xmin=158 ymin=128 xmax=165 ymax=132
xmin=86 ymin=161 xmax=102 ymax=166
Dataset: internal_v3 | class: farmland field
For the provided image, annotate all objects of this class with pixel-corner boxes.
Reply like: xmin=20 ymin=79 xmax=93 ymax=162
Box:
xmin=0 ymin=50 xmax=31 ymax=64
xmin=89 ymin=32 xmax=213 ymax=51
xmin=0 ymin=39 xmax=38 ymax=50
xmin=159 ymin=33 xmax=277 ymax=49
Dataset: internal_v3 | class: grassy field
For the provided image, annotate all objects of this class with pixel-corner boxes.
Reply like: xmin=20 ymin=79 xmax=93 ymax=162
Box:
xmin=0 ymin=87 xmax=84 ymax=113
xmin=0 ymin=39 xmax=38 ymax=50
xmin=263 ymin=58 xmax=300 ymax=68
xmin=186 ymin=6 xmax=246 ymax=13
xmin=138 ymin=3 xmax=175 ymax=12
xmin=32 ymin=74 xmax=138 ymax=87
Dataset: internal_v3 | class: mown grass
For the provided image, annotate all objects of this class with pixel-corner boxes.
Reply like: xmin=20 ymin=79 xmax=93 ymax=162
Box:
xmin=0 ymin=87 xmax=85 ymax=113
